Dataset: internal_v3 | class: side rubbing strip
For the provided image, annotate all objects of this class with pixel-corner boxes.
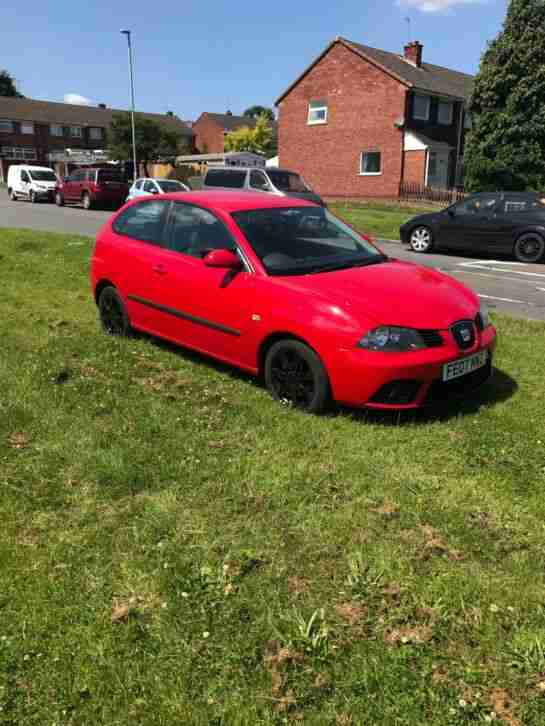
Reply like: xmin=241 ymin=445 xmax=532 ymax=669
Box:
xmin=127 ymin=294 xmax=241 ymax=337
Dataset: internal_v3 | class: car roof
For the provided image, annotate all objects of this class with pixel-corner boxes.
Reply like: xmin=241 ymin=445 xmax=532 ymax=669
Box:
xmin=148 ymin=189 xmax=317 ymax=212
xmin=205 ymin=167 xmax=300 ymax=175
xmin=136 ymin=177 xmax=184 ymax=182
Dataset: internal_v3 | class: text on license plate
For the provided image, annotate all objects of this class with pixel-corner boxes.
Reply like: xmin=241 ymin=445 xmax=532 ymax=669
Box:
xmin=442 ymin=350 xmax=487 ymax=382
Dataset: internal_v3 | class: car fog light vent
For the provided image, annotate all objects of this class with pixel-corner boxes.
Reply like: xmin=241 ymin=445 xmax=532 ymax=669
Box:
xmin=369 ymin=380 xmax=421 ymax=405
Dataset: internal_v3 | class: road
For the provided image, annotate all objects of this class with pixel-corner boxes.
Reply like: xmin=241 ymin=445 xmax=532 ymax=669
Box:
xmin=1 ymin=195 xmax=544 ymax=321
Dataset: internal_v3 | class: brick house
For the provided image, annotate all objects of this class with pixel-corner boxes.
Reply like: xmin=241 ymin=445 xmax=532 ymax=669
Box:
xmin=0 ymin=97 xmax=193 ymax=181
xmin=276 ymin=37 xmax=473 ymax=199
xmin=192 ymin=112 xmax=277 ymax=154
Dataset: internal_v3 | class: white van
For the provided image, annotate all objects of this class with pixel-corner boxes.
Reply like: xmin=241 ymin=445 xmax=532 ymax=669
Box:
xmin=7 ymin=165 xmax=58 ymax=203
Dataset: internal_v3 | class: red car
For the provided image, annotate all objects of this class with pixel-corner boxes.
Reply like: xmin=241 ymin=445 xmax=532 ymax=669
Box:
xmin=56 ymin=167 xmax=128 ymax=210
xmin=90 ymin=191 xmax=497 ymax=413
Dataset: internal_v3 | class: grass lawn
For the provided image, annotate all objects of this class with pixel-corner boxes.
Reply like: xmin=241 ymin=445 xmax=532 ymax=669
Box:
xmin=329 ymin=201 xmax=433 ymax=241
xmin=2 ymin=228 xmax=545 ymax=725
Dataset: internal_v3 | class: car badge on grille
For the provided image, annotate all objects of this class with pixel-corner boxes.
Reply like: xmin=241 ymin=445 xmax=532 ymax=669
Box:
xmin=460 ymin=327 xmax=471 ymax=343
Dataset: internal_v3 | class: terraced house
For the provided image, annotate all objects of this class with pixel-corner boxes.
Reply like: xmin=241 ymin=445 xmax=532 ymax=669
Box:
xmin=0 ymin=97 xmax=193 ymax=180
xmin=276 ymin=37 xmax=473 ymax=199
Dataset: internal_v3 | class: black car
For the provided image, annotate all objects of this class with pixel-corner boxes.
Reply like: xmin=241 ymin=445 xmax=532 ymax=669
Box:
xmin=400 ymin=192 xmax=545 ymax=263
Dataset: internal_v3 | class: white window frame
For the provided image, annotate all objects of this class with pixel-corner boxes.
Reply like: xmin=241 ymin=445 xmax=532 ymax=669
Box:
xmin=359 ymin=151 xmax=382 ymax=176
xmin=438 ymin=100 xmax=453 ymax=126
xmin=70 ymin=126 xmax=83 ymax=138
xmin=50 ymin=124 xmax=63 ymax=137
xmin=413 ymin=94 xmax=430 ymax=121
xmin=0 ymin=119 xmax=14 ymax=133
xmin=89 ymin=127 xmax=103 ymax=140
xmin=307 ymin=101 xmax=328 ymax=126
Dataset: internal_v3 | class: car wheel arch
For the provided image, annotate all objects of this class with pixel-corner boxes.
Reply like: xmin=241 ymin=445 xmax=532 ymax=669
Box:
xmin=94 ymin=278 xmax=117 ymax=305
xmin=257 ymin=331 xmax=321 ymax=378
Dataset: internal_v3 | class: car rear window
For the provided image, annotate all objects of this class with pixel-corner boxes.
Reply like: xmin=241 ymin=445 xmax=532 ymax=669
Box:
xmin=97 ymin=169 xmax=125 ymax=183
xmin=205 ymin=169 xmax=246 ymax=188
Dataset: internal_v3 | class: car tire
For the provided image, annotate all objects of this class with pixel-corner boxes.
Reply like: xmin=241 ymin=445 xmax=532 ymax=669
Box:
xmin=409 ymin=226 xmax=434 ymax=253
xmin=98 ymin=286 xmax=132 ymax=337
xmin=514 ymin=233 xmax=545 ymax=264
xmin=82 ymin=193 xmax=92 ymax=210
xmin=55 ymin=192 xmax=64 ymax=206
xmin=9 ymin=189 xmax=17 ymax=201
xmin=30 ymin=190 xmax=37 ymax=204
xmin=264 ymin=339 xmax=331 ymax=414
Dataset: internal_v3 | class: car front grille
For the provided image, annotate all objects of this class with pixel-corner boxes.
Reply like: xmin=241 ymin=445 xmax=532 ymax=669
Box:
xmin=418 ymin=329 xmax=444 ymax=348
xmin=424 ymin=357 xmax=492 ymax=405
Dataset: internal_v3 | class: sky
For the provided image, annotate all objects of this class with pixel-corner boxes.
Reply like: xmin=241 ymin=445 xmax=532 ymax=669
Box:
xmin=3 ymin=0 xmax=509 ymax=122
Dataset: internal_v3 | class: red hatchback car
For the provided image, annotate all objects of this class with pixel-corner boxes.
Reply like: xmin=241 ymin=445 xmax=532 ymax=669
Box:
xmin=56 ymin=167 xmax=128 ymax=210
xmin=90 ymin=191 xmax=497 ymax=413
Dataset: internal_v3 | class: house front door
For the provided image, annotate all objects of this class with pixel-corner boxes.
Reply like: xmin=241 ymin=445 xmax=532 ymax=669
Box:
xmin=427 ymin=151 xmax=450 ymax=189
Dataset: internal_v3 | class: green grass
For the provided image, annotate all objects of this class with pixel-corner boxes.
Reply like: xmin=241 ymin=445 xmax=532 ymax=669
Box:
xmin=2 ymin=227 xmax=545 ymax=725
xmin=330 ymin=201 xmax=432 ymax=241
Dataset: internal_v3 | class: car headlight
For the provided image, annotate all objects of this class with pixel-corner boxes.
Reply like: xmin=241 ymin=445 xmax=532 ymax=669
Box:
xmin=357 ymin=326 xmax=426 ymax=352
xmin=479 ymin=301 xmax=491 ymax=329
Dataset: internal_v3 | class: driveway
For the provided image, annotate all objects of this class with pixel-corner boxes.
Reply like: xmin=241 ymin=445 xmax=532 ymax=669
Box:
xmin=1 ymin=193 xmax=544 ymax=322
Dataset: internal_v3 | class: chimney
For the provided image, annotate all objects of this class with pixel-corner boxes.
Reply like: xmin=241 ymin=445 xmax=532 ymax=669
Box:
xmin=98 ymin=103 xmax=106 ymax=109
xmin=404 ymin=41 xmax=423 ymax=68
xmin=226 ymin=110 xmax=233 ymax=116
xmin=166 ymin=110 xmax=174 ymax=116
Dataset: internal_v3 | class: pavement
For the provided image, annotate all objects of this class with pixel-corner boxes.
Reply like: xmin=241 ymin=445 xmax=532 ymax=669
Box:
xmin=1 ymin=194 xmax=544 ymax=322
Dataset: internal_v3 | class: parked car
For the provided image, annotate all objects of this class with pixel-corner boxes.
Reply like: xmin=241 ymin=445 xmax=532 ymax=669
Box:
xmin=91 ymin=190 xmax=496 ymax=414
xmin=7 ymin=164 xmax=57 ymax=203
xmin=126 ymin=177 xmax=189 ymax=201
xmin=400 ymin=192 xmax=545 ymax=264
xmin=55 ymin=167 xmax=128 ymax=210
xmin=202 ymin=166 xmax=325 ymax=206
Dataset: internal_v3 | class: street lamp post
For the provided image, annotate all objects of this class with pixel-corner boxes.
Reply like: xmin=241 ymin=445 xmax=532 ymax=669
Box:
xmin=120 ymin=29 xmax=138 ymax=183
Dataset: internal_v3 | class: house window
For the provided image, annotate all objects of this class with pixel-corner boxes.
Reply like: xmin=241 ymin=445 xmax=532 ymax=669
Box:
xmin=438 ymin=101 xmax=453 ymax=125
xmin=89 ymin=127 xmax=103 ymax=140
xmin=413 ymin=94 xmax=430 ymax=121
xmin=360 ymin=151 xmax=382 ymax=175
xmin=1 ymin=146 xmax=36 ymax=160
xmin=0 ymin=119 xmax=14 ymax=133
xmin=50 ymin=124 xmax=63 ymax=136
xmin=70 ymin=126 xmax=83 ymax=138
xmin=21 ymin=122 xmax=34 ymax=135
xmin=307 ymin=99 xmax=328 ymax=125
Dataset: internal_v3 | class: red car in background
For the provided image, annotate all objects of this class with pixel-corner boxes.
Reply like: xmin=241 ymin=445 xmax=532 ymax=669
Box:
xmin=56 ymin=167 xmax=128 ymax=210
xmin=90 ymin=191 xmax=496 ymax=413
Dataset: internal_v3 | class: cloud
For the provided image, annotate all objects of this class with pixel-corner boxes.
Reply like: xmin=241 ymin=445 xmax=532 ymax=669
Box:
xmin=397 ymin=0 xmax=485 ymax=12
xmin=64 ymin=93 xmax=93 ymax=106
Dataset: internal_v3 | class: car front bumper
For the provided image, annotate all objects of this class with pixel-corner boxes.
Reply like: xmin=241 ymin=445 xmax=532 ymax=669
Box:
xmin=329 ymin=325 xmax=497 ymax=409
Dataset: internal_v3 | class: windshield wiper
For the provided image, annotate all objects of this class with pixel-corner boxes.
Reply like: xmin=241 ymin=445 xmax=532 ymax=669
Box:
xmin=306 ymin=256 xmax=387 ymax=274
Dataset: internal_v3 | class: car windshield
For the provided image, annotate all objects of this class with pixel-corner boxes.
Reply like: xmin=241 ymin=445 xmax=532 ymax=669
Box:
xmin=157 ymin=180 xmax=185 ymax=193
xmin=29 ymin=170 xmax=56 ymax=182
xmin=232 ymin=207 xmax=385 ymax=276
xmin=266 ymin=171 xmax=310 ymax=193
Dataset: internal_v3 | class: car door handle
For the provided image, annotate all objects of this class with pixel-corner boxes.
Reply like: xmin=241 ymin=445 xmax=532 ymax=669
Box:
xmin=152 ymin=264 xmax=167 ymax=275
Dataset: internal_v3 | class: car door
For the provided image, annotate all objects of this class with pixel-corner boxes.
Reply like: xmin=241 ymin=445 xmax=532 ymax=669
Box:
xmin=148 ymin=201 xmax=257 ymax=365
xmin=438 ymin=195 xmax=500 ymax=251
xmin=109 ymin=199 xmax=172 ymax=335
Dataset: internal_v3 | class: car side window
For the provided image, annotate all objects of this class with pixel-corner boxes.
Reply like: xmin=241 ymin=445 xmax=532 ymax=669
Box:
xmin=205 ymin=169 xmax=246 ymax=188
xmin=168 ymin=202 xmax=236 ymax=258
xmin=112 ymin=200 xmax=169 ymax=245
xmin=143 ymin=180 xmax=157 ymax=193
xmin=249 ymin=171 xmax=270 ymax=191
xmin=21 ymin=171 xmax=30 ymax=183
xmin=135 ymin=180 xmax=143 ymax=190
xmin=455 ymin=196 xmax=497 ymax=216
xmin=501 ymin=197 xmax=545 ymax=213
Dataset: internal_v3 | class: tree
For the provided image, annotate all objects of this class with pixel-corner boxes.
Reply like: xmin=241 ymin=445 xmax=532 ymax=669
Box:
xmin=106 ymin=113 xmax=190 ymax=176
xmin=243 ymin=105 xmax=275 ymax=122
xmin=224 ymin=114 xmax=276 ymax=156
xmin=464 ymin=0 xmax=545 ymax=192
xmin=0 ymin=70 xmax=23 ymax=98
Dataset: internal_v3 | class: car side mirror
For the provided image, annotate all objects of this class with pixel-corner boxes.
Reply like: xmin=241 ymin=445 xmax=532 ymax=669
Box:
xmin=203 ymin=249 xmax=242 ymax=270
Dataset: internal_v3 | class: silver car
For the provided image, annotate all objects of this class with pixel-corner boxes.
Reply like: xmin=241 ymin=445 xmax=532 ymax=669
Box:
xmin=126 ymin=177 xmax=189 ymax=201
xmin=202 ymin=167 xmax=325 ymax=206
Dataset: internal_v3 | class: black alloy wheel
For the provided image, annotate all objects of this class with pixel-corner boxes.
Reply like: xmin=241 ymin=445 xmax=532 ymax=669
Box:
xmin=514 ymin=233 xmax=545 ymax=264
xmin=264 ymin=339 xmax=331 ymax=414
xmin=98 ymin=286 xmax=132 ymax=336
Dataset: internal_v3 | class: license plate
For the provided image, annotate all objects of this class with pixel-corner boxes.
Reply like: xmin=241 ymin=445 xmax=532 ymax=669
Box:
xmin=442 ymin=350 xmax=487 ymax=382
